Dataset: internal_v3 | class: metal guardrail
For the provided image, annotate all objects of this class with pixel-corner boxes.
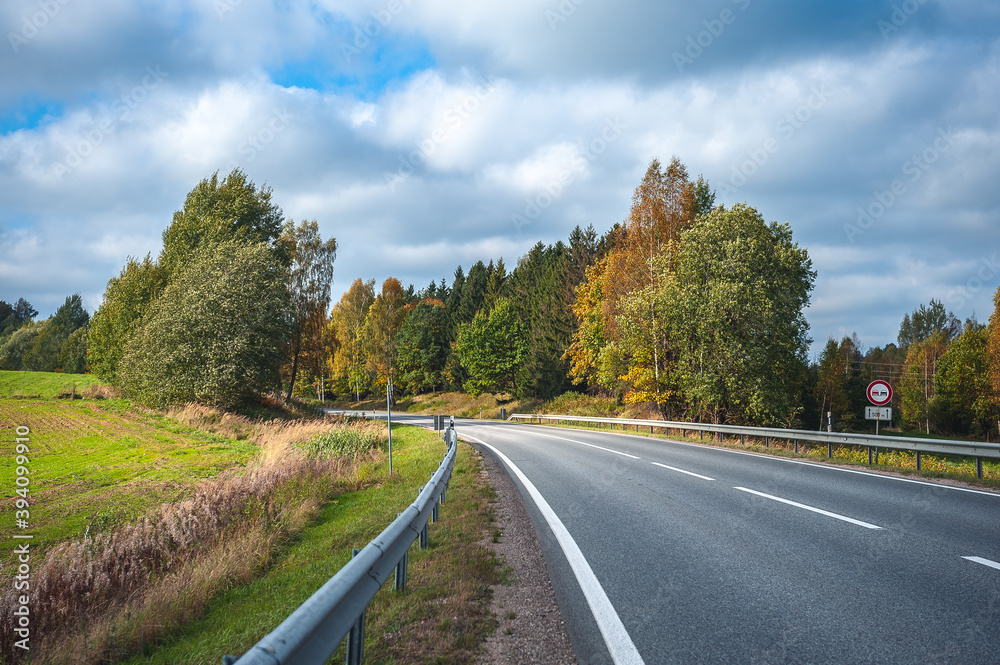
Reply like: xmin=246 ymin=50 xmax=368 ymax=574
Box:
xmin=507 ymin=413 xmax=1000 ymax=479
xmin=223 ymin=427 xmax=458 ymax=665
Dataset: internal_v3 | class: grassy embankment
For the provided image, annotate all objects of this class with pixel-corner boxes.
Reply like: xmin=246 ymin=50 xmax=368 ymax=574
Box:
xmin=330 ymin=389 xmax=1000 ymax=488
xmin=0 ymin=371 xmax=503 ymax=664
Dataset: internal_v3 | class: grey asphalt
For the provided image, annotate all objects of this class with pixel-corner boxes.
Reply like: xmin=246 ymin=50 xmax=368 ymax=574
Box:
xmin=448 ymin=419 xmax=1000 ymax=665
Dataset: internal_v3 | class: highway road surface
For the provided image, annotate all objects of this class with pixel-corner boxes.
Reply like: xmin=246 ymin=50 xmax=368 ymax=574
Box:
xmin=333 ymin=411 xmax=1000 ymax=664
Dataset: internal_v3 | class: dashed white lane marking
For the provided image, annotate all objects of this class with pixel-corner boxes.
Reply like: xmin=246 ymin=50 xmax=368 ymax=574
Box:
xmin=734 ymin=487 xmax=883 ymax=530
xmin=526 ymin=430 xmax=642 ymax=459
xmin=465 ymin=434 xmax=646 ymax=665
xmin=651 ymin=462 xmax=715 ymax=481
xmin=963 ymin=556 xmax=1000 ymax=571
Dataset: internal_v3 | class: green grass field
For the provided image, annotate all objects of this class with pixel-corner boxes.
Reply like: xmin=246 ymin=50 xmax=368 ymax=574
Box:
xmin=0 ymin=369 xmax=105 ymax=399
xmin=0 ymin=395 xmax=258 ymax=559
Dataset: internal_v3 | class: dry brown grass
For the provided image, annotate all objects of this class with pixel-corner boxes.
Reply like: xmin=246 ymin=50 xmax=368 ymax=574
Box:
xmin=0 ymin=405 xmax=386 ymax=665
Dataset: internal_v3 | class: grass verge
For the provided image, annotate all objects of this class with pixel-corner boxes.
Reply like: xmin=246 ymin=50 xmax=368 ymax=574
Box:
xmin=118 ymin=427 xmax=503 ymax=665
xmin=0 ymin=370 xmax=107 ymax=399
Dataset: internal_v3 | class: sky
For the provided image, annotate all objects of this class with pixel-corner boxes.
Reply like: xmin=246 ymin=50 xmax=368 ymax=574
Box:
xmin=1 ymin=0 xmax=998 ymax=360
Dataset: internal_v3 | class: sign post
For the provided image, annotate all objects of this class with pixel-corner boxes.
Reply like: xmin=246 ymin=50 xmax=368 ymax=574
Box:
xmin=866 ymin=380 xmax=893 ymax=435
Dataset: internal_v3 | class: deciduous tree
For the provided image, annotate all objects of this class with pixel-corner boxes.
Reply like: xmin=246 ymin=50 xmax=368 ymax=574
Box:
xmin=329 ymin=278 xmax=376 ymax=401
xmin=454 ymin=298 xmax=528 ymax=397
xmin=361 ymin=278 xmax=407 ymax=403
xmin=118 ymin=240 xmax=291 ymax=408
xmin=279 ymin=219 xmax=337 ymax=399
xmin=88 ymin=255 xmax=166 ymax=382
xmin=159 ymin=169 xmax=286 ymax=276
xmin=668 ymin=203 xmax=815 ymax=425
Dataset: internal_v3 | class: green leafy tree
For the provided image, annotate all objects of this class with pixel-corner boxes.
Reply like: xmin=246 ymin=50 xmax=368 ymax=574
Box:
xmin=898 ymin=299 xmax=961 ymax=349
xmin=17 ymin=295 xmax=90 ymax=372
xmin=668 ymin=203 xmax=815 ymax=425
xmin=88 ymin=255 xmax=166 ymax=382
xmin=0 ymin=298 xmax=37 ymax=338
xmin=279 ymin=219 xmax=338 ymax=399
xmin=0 ymin=322 xmax=40 ymax=370
xmin=933 ymin=324 xmax=993 ymax=436
xmin=989 ymin=288 xmax=1000 ymax=438
xmin=899 ymin=331 xmax=948 ymax=433
xmin=58 ymin=327 xmax=89 ymax=374
xmin=454 ymin=298 xmax=528 ymax=396
xmin=813 ymin=338 xmax=851 ymax=430
xmin=159 ymin=169 xmax=286 ymax=276
xmin=396 ymin=300 xmax=449 ymax=394
xmin=118 ymin=240 xmax=291 ymax=408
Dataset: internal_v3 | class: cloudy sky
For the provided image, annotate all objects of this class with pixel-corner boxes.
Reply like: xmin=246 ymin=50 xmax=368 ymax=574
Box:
xmin=1 ymin=0 xmax=998 ymax=358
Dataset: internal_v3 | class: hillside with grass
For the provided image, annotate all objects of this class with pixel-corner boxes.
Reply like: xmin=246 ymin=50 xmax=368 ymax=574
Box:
xmin=0 ymin=371 xmax=502 ymax=664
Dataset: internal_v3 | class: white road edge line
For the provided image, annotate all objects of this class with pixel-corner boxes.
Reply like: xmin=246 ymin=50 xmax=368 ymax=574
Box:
xmin=527 ymin=430 xmax=641 ymax=459
xmin=464 ymin=433 xmax=646 ymax=665
xmin=651 ymin=462 xmax=714 ymax=481
xmin=963 ymin=556 xmax=1000 ymax=571
xmin=734 ymin=487 xmax=883 ymax=530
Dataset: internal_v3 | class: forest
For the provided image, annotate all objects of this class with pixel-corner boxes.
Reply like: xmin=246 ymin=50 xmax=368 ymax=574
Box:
xmin=2 ymin=161 xmax=999 ymax=439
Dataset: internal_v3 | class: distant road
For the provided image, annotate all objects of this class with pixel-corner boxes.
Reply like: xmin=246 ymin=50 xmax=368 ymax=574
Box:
xmin=332 ymin=411 xmax=1000 ymax=664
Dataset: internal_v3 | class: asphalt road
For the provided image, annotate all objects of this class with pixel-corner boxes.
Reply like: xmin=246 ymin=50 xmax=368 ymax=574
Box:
xmin=333 ymin=411 xmax=1000 ymax=664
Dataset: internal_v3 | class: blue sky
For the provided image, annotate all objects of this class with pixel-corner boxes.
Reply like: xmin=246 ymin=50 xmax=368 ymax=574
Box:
xmin=1 ymin=0 xmax=999 ymax=359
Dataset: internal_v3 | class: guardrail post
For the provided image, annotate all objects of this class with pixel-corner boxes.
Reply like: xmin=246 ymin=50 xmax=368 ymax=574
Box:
xmin=916 ymin=451 xmax=922 ymax=471
xmin=868 ymin=446 xmax=873 ymax=464
xmin=432 ymin=500 xmax=439 ymax=524
xmin=699 ymin=430 xmax=703 ymax=441
xmin=420 ymin=521 xmax=429 ymax=549
xmin=793 ymin=439 xmax=799 ymax=453
xmin=977 ymin=457 xmax=983 ymax=479
xmin=764 ymin=436 xmax=769 ymax=448
xmin=395 ymin=550 xmax=408 ymax=592
xmin=828 ymin=442 xmax=833 ymax=458
xmin=347 ymin=549 xmax=367 ymax=665
xmin=740 ymin=434 xmax=745 ymax=447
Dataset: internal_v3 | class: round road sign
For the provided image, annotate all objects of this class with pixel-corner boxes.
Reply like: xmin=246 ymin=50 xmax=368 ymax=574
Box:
xmin=867 ymin=380 xmax=893 ymax=406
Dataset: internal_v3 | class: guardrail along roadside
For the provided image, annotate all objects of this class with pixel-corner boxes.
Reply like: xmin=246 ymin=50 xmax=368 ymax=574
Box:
xmin=508 ymin=413 xmax=1000 ymax=479
xmin=223 ymin=426 xmax=458 ymax=665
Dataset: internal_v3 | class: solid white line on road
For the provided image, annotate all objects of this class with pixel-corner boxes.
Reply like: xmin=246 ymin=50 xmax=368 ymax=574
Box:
xmin=651 ymin=462 xmax=715 ymax=481
xmin=734 ymin=487 xmax=883 ymax=530
xmin=527 ymin=430 xmax=642 ymax=459
xmin=962 ymin=556 xmax=1000 ymax=571
xmin=464 ymin=433 xmax=646 ymax=665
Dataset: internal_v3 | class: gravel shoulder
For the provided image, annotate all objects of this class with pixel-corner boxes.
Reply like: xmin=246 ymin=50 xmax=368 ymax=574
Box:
xmin=472 ymin=442 xmax=578 ymax=665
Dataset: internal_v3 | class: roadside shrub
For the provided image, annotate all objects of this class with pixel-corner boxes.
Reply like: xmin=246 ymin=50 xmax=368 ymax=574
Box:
xmin=302 ymin=420 xmax=388 ymax=458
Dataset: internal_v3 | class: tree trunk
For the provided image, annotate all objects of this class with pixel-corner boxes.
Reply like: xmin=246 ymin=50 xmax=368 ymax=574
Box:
xmin=286 ymin=338 xmax=301 ymax=401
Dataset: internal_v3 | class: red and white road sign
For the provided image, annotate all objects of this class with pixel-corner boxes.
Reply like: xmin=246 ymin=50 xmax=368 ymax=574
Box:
xmin=867 ymin=380 xmax=893 ymax=406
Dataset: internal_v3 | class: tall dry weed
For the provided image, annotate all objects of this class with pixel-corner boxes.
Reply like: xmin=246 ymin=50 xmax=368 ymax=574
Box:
xmin=0 ymin=410 xmax=384 ymax=664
